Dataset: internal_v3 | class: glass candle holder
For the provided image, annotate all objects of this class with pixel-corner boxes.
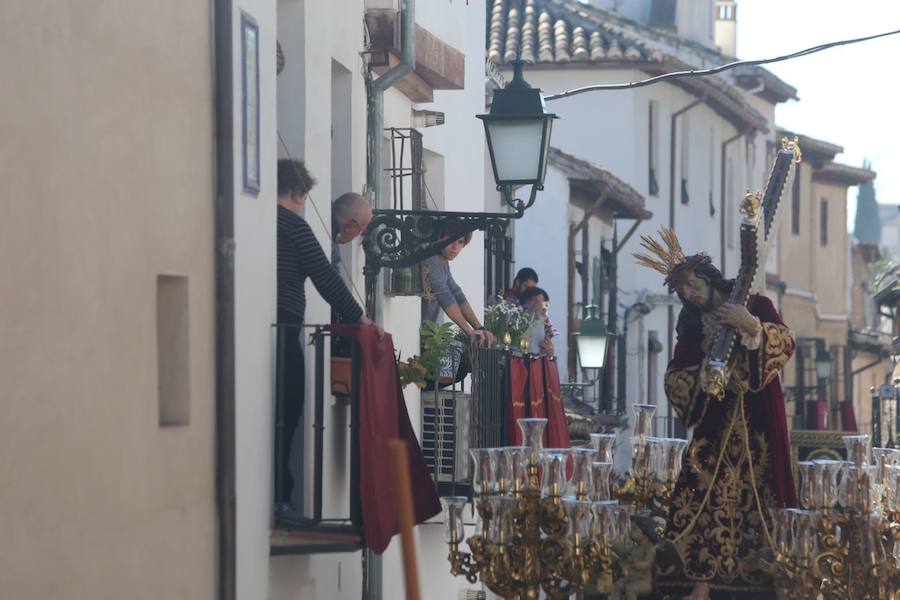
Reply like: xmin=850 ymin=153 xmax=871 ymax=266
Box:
xmin=470 ymin=448 xmax=496 ymax=496
xmin=873 ymin=447 xmax=900 ymax=487
xmin=610 ymin=503 xmax=635 ymax=546
xmin=886 ymin=464 xmax=900 ymax=512
xmin=440 ymin=496 xmax=468 ymax=544
xmin=661 ymin=438 xmax=689 ymax=484
xmin=590 ymin=500 xmax=619 ymax=544
xmin=491 ymin=447 xmax=512 ymax=495
xmin=541 ymin=449 xmax=571 ymax=499
xmin=631 ymin=436 xmax=657 ymax=480
xmin=486 ymin=496 xmax=512 ymax=544
xmin=589 ymin=433 xmax=617 ymax=463
xmin=790 ymin=509 xmax=820 ymax=560
xmin=563 ymin=499 xmax=593 ymax=548
xmin=517 ymin=418 xmax=548 ymax=466
xmin=568 ymin=448 xmax=597 ymax=499
xmin=769 ymin=507 xmax=791 ymax=557
xmin=591 ymin=461 xmax=613 ymax=501
xmin=839 ymin=463 xmax=877 ymax=513
xmin=797 ymin=461 xmax=815 ymax=509
xmin=857 ymin=514 xmax=887 ymax=566
xmin=843 ymin=434 xmax=872 ymax=471
xmin=504 ymin=446 xmax=530 ymax=495
xmin=811 ymin=459 xmax=841 ymax=510
xmin=632 ymin=404 xmax=657 ymax=440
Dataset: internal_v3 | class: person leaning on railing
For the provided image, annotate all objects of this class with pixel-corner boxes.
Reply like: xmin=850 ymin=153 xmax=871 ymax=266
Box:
xmin=276 ymin=159 xmax=378 ymax=513
xmin=421 ymin=230 xmax=495 ymax=348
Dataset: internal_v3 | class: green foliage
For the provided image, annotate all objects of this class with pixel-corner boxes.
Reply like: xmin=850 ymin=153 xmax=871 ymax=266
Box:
xmin=397 ymin=320 xmax=460 ymax=389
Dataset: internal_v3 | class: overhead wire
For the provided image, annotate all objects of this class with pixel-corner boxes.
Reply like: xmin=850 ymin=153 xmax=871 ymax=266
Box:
xmin=545 ymin=27 xmax=900 ymax=100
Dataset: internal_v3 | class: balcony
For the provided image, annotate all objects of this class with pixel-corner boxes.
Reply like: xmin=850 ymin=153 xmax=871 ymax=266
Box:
xmin=270 ymin=324 xmax=363 ymax=556
xmin=270 ymin=324 xmax=573 ymax=555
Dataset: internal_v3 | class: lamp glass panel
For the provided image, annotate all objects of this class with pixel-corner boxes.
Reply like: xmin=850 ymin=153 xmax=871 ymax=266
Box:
xmin=577 ymin=335 xmax=608 ymax=369
xmin=486 ymin=119 xmax=544 ymax=183
xmin=815 ymin=358 xmax=832 ymax=380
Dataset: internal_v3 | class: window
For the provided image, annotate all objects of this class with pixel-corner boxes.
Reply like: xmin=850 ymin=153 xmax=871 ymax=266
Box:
xmin=717 ymin=2 xmax=736 ymax=21
xmin=680 ymin=114 xmax=690 ymax=204
xmin=484 ymin=229 xmax=513 ymax=303
xmin=791 ymin=163 xmax=801 ymax=235
xmin=648 ymin=100 xmax=659 ymax=196
xmin=820 ymin=198 xmax=828 ymax=246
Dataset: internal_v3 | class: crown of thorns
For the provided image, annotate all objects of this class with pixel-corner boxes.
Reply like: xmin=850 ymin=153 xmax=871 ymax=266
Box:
xmin=632 ymin=227 xmax=711 ymax=289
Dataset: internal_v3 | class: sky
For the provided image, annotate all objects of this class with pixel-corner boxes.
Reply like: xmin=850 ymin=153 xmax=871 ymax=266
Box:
xmin=736 ymin=0 xmax=900 ymax=231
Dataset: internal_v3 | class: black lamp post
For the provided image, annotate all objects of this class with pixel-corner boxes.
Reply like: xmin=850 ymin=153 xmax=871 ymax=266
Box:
xmin=478 ymin=60 xmax=557 ymax=214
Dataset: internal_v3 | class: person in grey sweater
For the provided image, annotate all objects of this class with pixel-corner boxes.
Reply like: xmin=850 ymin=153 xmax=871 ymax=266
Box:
xmin=421 ymin=231 xmax=494 ymax=347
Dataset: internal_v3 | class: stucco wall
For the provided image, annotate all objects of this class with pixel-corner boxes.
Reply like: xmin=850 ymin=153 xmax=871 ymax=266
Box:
xmin=0 ymin=2 xmax=216 ymax=598
xmin=233 ymin=1 xmax=279 ymax=599
xmin=812 ymin=180 xmax=850 ymax=317
xmin=778 ymin=161 xmax=815 ymax=292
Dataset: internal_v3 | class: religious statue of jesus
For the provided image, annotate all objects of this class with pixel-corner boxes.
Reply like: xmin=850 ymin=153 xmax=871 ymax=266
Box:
xmin=635 ymin=228 xmax=797 ymax=600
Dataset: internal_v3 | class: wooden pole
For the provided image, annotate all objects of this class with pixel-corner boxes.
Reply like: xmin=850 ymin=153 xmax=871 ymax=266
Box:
xmin=388 ymin=439 xmax=422 ymax=600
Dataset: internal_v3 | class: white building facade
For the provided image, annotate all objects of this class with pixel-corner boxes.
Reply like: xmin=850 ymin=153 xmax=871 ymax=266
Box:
xmin=490 ymin=0 xmax=795 ymax=439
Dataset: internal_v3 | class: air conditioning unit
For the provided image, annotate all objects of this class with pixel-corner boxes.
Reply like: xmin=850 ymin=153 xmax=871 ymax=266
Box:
xmin=421 ymin=390 xmax=471 ymax=483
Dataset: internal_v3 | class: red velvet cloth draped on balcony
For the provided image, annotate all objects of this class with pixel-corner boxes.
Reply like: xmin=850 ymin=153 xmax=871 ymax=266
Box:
xmin=327 ymin=324 xmax=441 ymax=555
xmin=507 ymin=356 xmax=571 ymax=449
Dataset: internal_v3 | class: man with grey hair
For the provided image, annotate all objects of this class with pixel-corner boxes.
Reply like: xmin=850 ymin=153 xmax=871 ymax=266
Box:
xmin=332 ymin=192 xmax=373 ymax=246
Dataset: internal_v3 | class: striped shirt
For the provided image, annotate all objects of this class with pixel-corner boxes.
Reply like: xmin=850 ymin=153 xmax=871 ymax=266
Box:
xmin=277 ymin=205 xmax=363 ymax=324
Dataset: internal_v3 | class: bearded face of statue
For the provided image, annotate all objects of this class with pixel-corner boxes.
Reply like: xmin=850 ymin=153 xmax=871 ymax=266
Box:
xmin=676 ymin=271 xmax=716 ymax=312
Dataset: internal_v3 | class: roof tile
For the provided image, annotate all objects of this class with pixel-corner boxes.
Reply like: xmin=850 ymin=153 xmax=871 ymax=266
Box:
xmin=487 ymin=0 xmax=768 ymax=132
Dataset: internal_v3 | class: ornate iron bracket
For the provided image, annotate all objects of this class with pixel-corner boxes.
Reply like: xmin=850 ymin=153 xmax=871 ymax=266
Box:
xmin=362 ymin=184 xmax=541 ymax=317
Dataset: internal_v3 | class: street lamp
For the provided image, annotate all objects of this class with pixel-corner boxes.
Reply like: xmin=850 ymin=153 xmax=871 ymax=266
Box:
xmin=477 ymin=60 xmax=557 ymax=214
xmin=815 ymin=349 xmax=833 ymax=380
xmin=575 ymin=304 xmax=612 ymax=375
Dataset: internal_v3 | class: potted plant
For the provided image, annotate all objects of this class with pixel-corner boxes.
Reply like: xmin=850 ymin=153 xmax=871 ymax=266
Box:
xmin=397 ymin=320 xmax=465 ymax=388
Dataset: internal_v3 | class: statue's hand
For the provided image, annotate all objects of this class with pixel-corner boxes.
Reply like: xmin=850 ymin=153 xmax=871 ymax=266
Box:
xmin=713 ymin=303 xmax=759 ymax=338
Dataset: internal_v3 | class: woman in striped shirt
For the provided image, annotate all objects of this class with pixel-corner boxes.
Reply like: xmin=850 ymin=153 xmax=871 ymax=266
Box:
xmin=275 ymin=159 xmax=375 ymax=513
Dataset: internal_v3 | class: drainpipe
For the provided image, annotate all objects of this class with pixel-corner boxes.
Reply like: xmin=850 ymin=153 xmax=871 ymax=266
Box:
xmin=666 ymin=97 xmax=704 ymax=380
xmin=364 ymin=0 xmax=416 ymax=320
xmin=362 ymin=3 xmax=415 ymax=595
xmin=213 ymin=0 xmax=236 ymax=599
xmin=719 ymin=128 xmax=751 ymax=274
xmin=668 ymin=98 xmax=704 ymax=232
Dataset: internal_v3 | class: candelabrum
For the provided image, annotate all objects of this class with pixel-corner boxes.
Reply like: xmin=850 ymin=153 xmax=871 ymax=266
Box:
xmin=762 ymin=434 xmax=900 ymax=599
xmin=441 ymin=410 xmax=689 ymax=599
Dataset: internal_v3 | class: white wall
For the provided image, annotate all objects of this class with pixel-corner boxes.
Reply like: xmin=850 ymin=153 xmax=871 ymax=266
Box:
xmin=516 ymin=166 xmax=572 ymax=375
xmin=381 ymin=1 xmax=492 ymax=598
xmin=232 ymin=1 xmax=279 ymax=600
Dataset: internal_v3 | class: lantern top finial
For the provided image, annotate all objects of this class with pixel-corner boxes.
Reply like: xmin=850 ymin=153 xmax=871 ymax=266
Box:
xmin=506 ymin=60 xmax=531 ymax=91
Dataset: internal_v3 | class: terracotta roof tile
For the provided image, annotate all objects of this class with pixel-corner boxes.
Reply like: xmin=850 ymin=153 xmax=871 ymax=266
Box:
xmin=486 ymin=0 xmax=768 ymax=132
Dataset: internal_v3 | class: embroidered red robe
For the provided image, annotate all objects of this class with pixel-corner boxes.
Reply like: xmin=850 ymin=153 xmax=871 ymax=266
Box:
xmin=657 ymin=295 xmax=796 ymax=597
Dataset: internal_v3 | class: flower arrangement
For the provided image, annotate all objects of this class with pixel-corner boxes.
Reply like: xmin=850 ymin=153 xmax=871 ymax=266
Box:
xmin=484 ymin=295 xmax=536 ymax=350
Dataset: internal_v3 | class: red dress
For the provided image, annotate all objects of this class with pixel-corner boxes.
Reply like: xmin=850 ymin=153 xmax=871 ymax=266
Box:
xmin=657 ymin=295 xmax=796 ymax=598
